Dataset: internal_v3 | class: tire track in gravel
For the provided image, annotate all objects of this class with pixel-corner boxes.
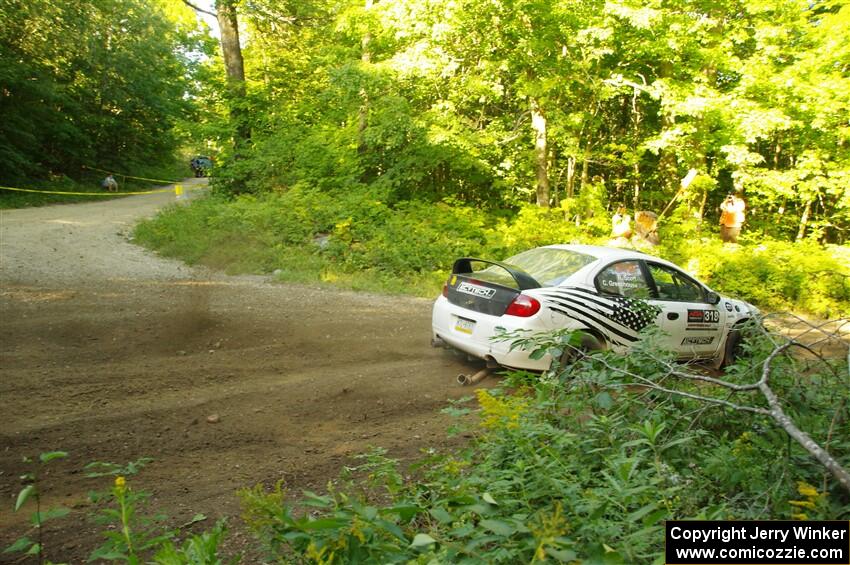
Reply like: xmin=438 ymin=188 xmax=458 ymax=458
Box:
xmin=0 ymin=179 xmax=476 ymax=562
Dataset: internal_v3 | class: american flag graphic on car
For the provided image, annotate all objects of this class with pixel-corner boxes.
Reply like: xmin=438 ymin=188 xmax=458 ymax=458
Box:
xmin=537 ymin=287 xmax=660 ymax=346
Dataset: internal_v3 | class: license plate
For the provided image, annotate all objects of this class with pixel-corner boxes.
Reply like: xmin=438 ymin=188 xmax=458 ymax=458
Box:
xmin=454 ymin=316 xmax=475 ymax=334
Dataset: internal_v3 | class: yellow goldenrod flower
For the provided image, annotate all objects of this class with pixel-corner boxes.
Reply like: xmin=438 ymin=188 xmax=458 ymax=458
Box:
xmin=114 ymin=476 xmax=126 ymax=489
xmin=476 ymin=389 xmax=527 ymax=430
xmin=796 ymin=482 xmax=819 ymax=499
xmin=789 ymin=500 xmax=816 ymax=510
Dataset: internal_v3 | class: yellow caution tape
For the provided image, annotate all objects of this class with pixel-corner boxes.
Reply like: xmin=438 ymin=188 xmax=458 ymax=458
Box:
xmin=0 ymin=185 xmax=175 ymax=196
xmin=82 ymin=165 xmax=181 ymax=184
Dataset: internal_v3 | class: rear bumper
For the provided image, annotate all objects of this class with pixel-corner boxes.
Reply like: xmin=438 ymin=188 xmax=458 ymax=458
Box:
xmin=431 ymin=295 xmax=551 ymax=371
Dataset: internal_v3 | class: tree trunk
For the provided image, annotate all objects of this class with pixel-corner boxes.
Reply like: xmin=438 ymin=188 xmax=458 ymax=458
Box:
xmin=566 ymin=156 xmax=576 ymax=199
xmin=531 ymin=98 xmax=550 ymax=208
xmin=698 ymin=189 xmax=708 ymax=225
xmin=216 ymin=1 xmax=245 ymax=86
xmin=580 ymin=142 xmax=590 ymax=190
xmin=632 ymin=162 xmax=640 ymax=211
xmin=796 ymin=199 xmax=812 ymax=241
xmin=216 ymin=0 xmax=250 ymax=148
xmin=551 ymin=150 xmax=560 ymax=208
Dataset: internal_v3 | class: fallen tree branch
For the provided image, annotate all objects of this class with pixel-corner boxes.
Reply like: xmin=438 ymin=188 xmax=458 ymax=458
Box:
xmin=563 ymin=316 xmax=850 ymax=493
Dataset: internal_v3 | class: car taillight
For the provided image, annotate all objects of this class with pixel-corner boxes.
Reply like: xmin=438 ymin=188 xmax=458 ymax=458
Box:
xmin=442 ymin=282 xmax=449 ymax=297
xmin=505 ymin=294 xmax=540 ymax=317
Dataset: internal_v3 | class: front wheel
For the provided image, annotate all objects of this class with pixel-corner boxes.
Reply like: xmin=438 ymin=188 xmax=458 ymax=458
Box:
xmin=721 ymin=320 xmax=764 ymax=367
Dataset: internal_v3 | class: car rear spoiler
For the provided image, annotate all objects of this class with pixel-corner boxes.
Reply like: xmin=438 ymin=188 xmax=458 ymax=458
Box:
xmin=451 ymin=258 xmax=541 ymax=291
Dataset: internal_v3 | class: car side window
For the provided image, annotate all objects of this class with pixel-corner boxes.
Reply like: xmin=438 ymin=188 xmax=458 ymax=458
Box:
xmin=646 ymin=263 xmax=704 ymax=302
xmin=595 ymin=260 xmax=651 ymax=299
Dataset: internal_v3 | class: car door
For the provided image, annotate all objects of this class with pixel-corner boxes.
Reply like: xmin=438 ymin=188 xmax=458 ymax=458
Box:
xmin=644 ymin=262 xmax=725 ymax=359
xmin=590 ymin=259 xmax=659 ymax=351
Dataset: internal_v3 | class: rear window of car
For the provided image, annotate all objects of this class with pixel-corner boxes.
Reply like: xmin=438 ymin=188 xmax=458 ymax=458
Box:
xmin=503 ymin=247 xmax=596 ymax=287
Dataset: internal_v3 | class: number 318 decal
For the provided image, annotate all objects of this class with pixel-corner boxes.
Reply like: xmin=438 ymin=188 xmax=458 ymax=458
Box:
xmin=688 ymin=309 xmax=720 ymax=324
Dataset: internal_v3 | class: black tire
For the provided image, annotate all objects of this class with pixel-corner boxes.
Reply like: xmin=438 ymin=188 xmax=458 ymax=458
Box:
xmin=721 ymin=328 xmax=742 ymax=367
xmin=722 ymin=320 xmax=762 ymax=367
xmin=557 ymin=332 xmax=606 ymax=368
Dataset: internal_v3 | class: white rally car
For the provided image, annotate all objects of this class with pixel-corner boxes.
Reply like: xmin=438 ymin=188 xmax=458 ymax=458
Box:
xmin=431 ymin=244 xmax=759 ymax=371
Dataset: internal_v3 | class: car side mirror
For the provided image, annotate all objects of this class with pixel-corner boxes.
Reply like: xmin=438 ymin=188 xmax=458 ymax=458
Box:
xmin=705 ymin=291 xmax=721 ymax=305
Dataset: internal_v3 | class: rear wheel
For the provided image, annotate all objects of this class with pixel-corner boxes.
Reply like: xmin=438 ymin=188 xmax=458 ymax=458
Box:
xmin=557 ymin=331 xmax=606 ymax=369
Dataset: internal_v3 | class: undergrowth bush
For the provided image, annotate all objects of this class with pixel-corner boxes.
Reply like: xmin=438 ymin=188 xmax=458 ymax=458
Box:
xmin=238 ymin=328 xmax=850 ymax=564
xmin=662 ymin=239 xmax=850 ymax=318
xmin=134 ymin=190 xmax=849 ymax=315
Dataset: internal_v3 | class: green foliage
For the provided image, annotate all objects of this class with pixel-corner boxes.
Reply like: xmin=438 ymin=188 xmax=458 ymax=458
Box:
xmin=135 ymin=189 xmax=849 ymax=316
xmin=239 ymin=328 xmax=850 ymax=563
xmin=0 ymin=0 xmax=206 ymax=187
xmin=662 ymin=239 xmax=850 ymax=317
xmin=193 ymin=0 xmax=850 ymax=244
xmin=0 ymin=157 xmax=191 ymax=209
xmin=153 ymin=520 xmax=232 ymax=565
xmin=5 ymin=451 xmax=69 ymax=563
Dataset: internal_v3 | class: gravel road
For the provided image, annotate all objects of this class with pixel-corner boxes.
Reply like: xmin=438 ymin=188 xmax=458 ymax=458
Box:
xmin=0 ymin=179 xmax=473 ymax=561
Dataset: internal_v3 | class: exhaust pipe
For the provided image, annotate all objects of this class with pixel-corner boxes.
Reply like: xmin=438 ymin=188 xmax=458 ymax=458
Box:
xmin=457 ymin=368 xmax=491 ymax=386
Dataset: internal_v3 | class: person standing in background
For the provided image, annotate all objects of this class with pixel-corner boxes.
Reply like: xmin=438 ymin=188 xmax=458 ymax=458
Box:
xmin=101 ymin=174 xmax=118 ymax=192
xmin=719 ymin=192 xmax=746 ymax=243
xmin=610 ymin=204 xmax=632 ymax=244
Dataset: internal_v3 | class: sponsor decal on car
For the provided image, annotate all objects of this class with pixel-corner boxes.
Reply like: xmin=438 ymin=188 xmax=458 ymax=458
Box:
xmin=687 ymin=309 xmax=719 ymax=324
xmin=457 ymin=281 xmax=496 ymax=299
xmin=538 ymin=287 xmax=660 ymax=348
xmin=681 ymin=336 xmax=714 ymax=346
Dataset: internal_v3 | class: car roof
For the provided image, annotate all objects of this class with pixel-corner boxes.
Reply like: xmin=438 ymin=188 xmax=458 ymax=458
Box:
xmin=541 ymin=244 xmax=651 ymax=262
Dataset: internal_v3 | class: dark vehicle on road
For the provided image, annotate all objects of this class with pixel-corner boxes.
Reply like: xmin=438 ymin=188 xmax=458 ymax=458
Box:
xmin=190 ymin=156 xmax=213 ymax=177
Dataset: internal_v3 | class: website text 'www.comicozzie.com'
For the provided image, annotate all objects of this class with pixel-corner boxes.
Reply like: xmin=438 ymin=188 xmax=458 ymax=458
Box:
xmin=673 ymin=546 xmax=844 ymax=562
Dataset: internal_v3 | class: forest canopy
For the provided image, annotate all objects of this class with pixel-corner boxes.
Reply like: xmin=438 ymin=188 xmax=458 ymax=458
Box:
xmin=2 ymin=0 xmax=848 ymax=243
xmin=193 ymin=0 xmax=850 ymax=245
xmin=0 ymin=0 xmax=209 ymax=182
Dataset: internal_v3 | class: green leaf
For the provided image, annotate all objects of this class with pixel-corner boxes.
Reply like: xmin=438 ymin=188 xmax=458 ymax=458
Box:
xmin=594 ymin=391 xmax=614 ymax=410
xmin=463 ymin=503 xmax=492 ymax=515
xmin=383 ymin=503 xmax=421 ymax=522
xmin=25 ymin=543 xmax=41 ymax=555
xmin=627 ymin=503 xmax=657 ymax=523
xmin=39 ymin=451 xmax=68 ymax=463
xmin=298 ymin=518 xmax=346 ymax=531
xmin=479 ymin=519 xmax=515 ymax=536
xmin=89 ymin=545 xmax=129 ymax=561
xmin=463 ymin=534 xmax=503 ymax=551
xmin=529 ymin=348 xmax=548 ymax=360
xmin=410 ymin=533 xmax=437 ymax=548
xmin=482 ymin=492 xmax=498 ymax=505
xmin=429 ymin=507 xmax=453 ymax=524
xmin=375 ymin=518 xmax=407 ymax=542
xmin=32 ymin=507 xmax=70 ymax=524
xmin=15 ymin=485 xmax=35 ymax=512
xmin=180 ymin=513 xmax=207 ymax=528
xmin=546 ymin=548 xmax=577 ymax=561
xmin=642 ymin=508 xmax=668 ymax=527
xmin=4 ymin=537 xmax=33 ymax=554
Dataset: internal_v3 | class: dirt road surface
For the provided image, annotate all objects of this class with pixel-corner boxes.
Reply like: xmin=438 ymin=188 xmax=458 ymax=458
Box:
xmin=0 ymin=179 xmax=473 ymax=562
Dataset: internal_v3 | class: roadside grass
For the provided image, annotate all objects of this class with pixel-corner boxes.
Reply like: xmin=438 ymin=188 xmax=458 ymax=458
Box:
xmin=133 ymin=191 xmax=850 ymax=317
xmin=0 ymin=158 xmax=192 ymax=209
